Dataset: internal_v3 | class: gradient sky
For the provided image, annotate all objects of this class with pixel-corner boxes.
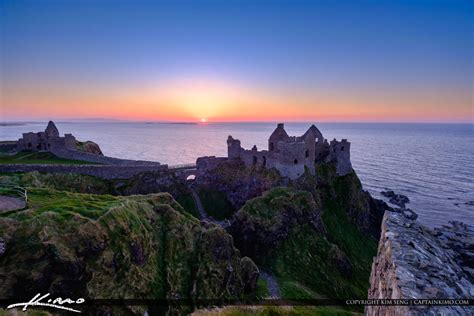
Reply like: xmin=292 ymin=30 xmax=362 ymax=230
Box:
xmin=1 ymin=0 xmax=473 ymax=122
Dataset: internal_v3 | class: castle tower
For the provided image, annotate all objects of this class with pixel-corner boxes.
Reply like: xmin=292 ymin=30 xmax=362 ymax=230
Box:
xmin=328 ymin=139 xmax=352 ymax=176
xmin=45 ymin=121 xmax=60 ymax=138
xmin=268 ymin=123 xmax=289 ymax=152
xmin=227 ymin=135 xmax=242 ymax=159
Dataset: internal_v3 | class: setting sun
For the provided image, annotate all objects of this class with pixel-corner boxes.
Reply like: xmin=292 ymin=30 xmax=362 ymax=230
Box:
xmin=201 ymin=118 xmax=207 ymax=122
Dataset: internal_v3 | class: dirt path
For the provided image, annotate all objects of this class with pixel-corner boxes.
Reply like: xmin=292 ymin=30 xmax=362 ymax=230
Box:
xmin=190 ymin=187 xmax=208 ymax=220
xmin=260 ymin=271 xmax=281 ymax=299
xmin=189 ymin=187 xmax=230 ymax=228
xmin=0 ymin=195 xmax=26 ymax=213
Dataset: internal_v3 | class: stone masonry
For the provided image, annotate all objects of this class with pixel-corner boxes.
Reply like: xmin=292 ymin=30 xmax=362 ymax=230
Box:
xmin=17 ymin=121 xmax=77 ymax=152
xmin=227 ymin=123 xmax=352 ymax=179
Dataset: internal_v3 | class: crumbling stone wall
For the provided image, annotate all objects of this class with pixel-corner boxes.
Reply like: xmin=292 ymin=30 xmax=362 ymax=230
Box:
xmin=0 ymin=164 xmax=167 ymax=180
xmin=327 ymin=139 xmax=352 ymax=176
xmin=51 ymin=148 xmax=162 ymax=166
xmin=367 ymin=212 xmax=473 ymax=315
xmin=17 ymin=121 xmax=77 ymax=152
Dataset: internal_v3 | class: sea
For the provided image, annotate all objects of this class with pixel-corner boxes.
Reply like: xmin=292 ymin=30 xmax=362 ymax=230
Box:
xmin=1 ymin=121 xmax=473 ymax=228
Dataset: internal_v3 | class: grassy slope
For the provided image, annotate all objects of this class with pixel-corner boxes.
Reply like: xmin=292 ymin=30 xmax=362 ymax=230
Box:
xmin=0 ymin=187 xmax=257 ymax=314
xmin=244 ymin=188 xmax=373 ymax=299
xmin=0 ymin=151 xmax=97 ymax=164
xmin=281 ymin=173 xmax=376 ymax=299
xmin=0 ymin=172 xmax=201 ymax=219
xmin=228 ymin=165 xmax=377 ymax=312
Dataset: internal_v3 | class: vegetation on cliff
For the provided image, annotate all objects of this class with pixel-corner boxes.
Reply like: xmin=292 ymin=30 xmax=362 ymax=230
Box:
xmin=227 ymin=162 xmax=380 ymax=306
xmin=0 ymin=159 xmax=383 ymax=315
xmin=0 ymin=171 xmax=201 ymax=218
xmin=0 ymin=186 xmax=258 ymax=314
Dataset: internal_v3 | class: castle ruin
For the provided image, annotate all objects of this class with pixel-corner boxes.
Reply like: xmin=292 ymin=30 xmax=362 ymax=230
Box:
xmin=17 ymin=121 xmax=78 ymax=152
xmin=227 ymin=123 xmax=352 ymax=179
xmin=13 ymin=121 xmax=164 ymax=166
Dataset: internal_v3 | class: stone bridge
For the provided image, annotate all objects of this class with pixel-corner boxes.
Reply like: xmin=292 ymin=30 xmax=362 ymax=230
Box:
xmin=169 ymin=163 xmax=198 ymax=181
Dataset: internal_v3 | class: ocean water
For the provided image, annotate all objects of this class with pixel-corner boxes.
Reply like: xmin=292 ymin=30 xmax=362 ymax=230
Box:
xmin=2 ymin=121 xmax=473 ymax=227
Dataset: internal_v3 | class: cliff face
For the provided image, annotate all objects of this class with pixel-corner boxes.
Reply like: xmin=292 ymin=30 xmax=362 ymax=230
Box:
xmin=311 ymin=163 xmax=387 ymax=240
xmin=367 ymin=212 xmax=474 ymax=316
xmin=194 ymin=159 xmax=282 ymax=212
xmin=229 ymin=187 xmax=326 ymax=260
xmin=228 ymin=185 xmax=377 ymax=300
xmin=0 ymin=190 xmax=258 ymax=314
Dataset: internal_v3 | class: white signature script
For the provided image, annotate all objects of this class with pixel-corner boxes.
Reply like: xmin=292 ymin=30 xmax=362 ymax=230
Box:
xmin=7 ymin=293 xmax=85 ymax=313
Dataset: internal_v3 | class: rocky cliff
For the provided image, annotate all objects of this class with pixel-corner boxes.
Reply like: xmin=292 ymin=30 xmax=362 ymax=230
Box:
xmin=228 ymin=184 xmax=378 ymax=301
xmin=194 ymin=159 xmax=283 ymax=212
xmin=0 ymin=190 xmax=258 ymax=315
xmin=367 ymin=212 xmax=474 ymax=315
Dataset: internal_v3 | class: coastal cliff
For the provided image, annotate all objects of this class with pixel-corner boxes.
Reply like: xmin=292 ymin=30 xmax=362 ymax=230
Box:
xmin=367 ymin=212 xmax=474 ymax=315
xmin=0 ymin=189 xmax=258 ymax=314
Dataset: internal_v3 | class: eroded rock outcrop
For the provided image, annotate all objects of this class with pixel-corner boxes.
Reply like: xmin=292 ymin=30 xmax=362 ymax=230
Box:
xmin=367 ymin=212 xmax=474 ymax=316
xmin=75 ymin=140 xmax=103 ymax=155
xmin=195 ymin=159 xmax=283 ymax=211
xmin=228 ymin=187 xmax=326 ymax=260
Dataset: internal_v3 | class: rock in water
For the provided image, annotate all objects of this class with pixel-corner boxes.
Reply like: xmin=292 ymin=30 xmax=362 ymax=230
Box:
xmin=381 ymin=190 xmax=410 ymax=209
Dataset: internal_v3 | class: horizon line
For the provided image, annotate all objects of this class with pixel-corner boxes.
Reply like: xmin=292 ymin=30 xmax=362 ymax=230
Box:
xmin=1 ymin=119 xmax=473 ymax=125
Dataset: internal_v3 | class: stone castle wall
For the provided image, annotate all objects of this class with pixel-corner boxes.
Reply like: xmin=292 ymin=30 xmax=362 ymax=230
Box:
xmin=227 ymin=124 xmax=351 ymax=179
xmin=367 ymin=212 xmax=473 ymax=315
xmin=0 ymin=164 xmax=167 ymax=180
xmin=50 ymin=148 xmax=162 ymax=166
xmin=327 ymin=139 xmax=352 ymax=176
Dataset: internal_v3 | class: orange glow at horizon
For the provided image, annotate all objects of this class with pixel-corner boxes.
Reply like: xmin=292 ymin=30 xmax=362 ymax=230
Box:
xmin=1 ymin=78 xmax=472 ymax=123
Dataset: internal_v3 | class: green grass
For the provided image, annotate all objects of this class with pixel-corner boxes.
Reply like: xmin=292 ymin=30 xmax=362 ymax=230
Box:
xmin=279 ymin=279 xmax=324 ymax=299
xmin=2 ymin=187 xmax=121 ymax=221
xmin=0 ymin=151 xmax=97 ymax=165
xmin=319 ymin=174 xmax=378 ymax=298
xmin=198 ymin=188 xmax=235 ymax=220
xmin=255 ymin=278 xmax=269 ymax=298
xmin=176 ymin=193 xmax=200 ymax=219
xmin=276 ymin=175 xmax=376 ymax=300
xmin=193 ymin=305 xmax=361 ymax=316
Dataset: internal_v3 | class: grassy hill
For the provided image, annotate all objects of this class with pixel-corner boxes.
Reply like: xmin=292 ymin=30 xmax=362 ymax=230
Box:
xmin=0 ymin=185 xmax=258 ymax=314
